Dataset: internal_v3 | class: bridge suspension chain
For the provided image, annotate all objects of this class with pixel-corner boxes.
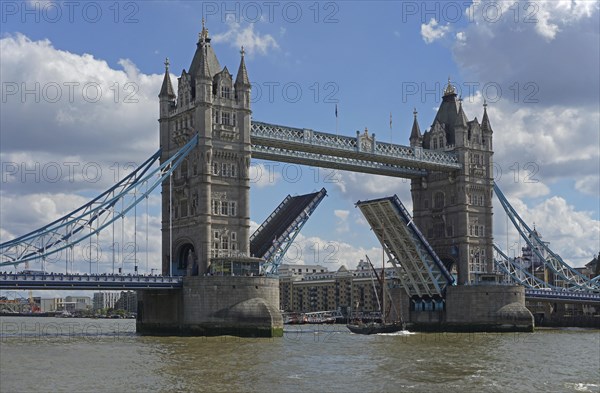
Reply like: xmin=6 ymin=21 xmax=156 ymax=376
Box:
xmin=493 ymin=184 xmax=599 ymax=292
xmin=0 ymin=136 xmax=198 ymax=268
xmin=493 ymin=244 xmax=561 ymax=290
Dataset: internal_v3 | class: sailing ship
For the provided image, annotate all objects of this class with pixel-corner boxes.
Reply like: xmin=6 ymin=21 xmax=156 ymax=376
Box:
xmin=347 ymin=255 xmax=405 ymax=335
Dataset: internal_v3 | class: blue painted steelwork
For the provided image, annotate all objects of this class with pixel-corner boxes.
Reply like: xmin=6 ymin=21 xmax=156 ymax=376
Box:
xmin=2 ymin=151 xmax=159 ymax=249
xmin=356 ymin=195 xmax=454 ymax=298
xmin=251 ymin=188 xmax=327 ymax=275
xmin=0 ymin=136 xmax=199 ymax=268
xmin=251 ymin=144 xmax=427 ymax=178
xmin=493 ymin=244 xmax=562 ymax=290
xmin=251 ymin=121 xmax=461 ymax=177
xmin=525 ymin=288 xmax=600 ymax=303
xmin=0 ymin=272 xmax=182 ymax=290
xmin=493 ymin=184 xmax=599 ymax=292
xmin=389 ymin=195 xmax=455 ymax=286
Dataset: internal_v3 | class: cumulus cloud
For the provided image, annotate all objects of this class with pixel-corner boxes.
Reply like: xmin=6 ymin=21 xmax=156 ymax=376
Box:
xmin=0 ymin=34 xmax=167 ymax=276
xmin=421 ymin=18 xmax=451 ymax=44
xmin=249 ymin=162 xmax=282 ymax=188
xmin=493 ymin=195 xmax=599 ymax=267
xmin=283 ymin=233 xmax=382 ymax=271
xmin=333 ymin=172 xmax=413 ymax=212
xmin=212 ymin=17 xmax=279 ymax=56
xmin=456 ymin=0 xmax=599 ymax=106
xmin=459 ymin=92 xmax=599 ymax=200
xmin=0 ymin=34 xmax=163 ymax=196
xmin=0 ymin=193 xmax=89 ymax=240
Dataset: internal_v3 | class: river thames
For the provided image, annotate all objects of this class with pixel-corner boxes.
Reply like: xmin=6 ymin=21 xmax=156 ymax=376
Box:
xmin=0 ymin=317 xmax=598 ymax=392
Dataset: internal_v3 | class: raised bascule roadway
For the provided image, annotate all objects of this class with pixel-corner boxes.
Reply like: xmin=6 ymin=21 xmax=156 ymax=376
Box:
xmin=1 ymin=23 xmax=598 ymax=334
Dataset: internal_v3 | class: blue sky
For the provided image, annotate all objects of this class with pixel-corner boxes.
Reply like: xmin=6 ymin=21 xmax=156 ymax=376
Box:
xmin=1 ymin=0 xmax=599 ymax=298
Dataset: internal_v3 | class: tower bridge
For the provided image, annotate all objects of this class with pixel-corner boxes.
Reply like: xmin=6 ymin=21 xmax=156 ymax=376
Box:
xmin=1 ymin=23 xmax=598 ymax=334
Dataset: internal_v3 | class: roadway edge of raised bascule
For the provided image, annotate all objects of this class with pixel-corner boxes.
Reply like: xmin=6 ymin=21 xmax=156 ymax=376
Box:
xmin=136 ymin=276 xmax=284 ymax=338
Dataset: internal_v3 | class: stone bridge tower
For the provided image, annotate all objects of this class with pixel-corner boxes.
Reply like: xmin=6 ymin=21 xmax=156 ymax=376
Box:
xmin=158 ymin=22 xmax=252 ymax=276
xmin=410 ymin=80 xmax=495 ymax=286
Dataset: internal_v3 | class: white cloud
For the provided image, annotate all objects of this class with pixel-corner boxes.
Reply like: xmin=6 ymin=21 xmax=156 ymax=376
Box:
xmin=0 ymin=34 xmax=168 ymax=276
xmin=334 ymin=172 xmax=413 ymax=212
xmin=575 ymin=175 xmax=600 ymax=197
xmin=455 ymin=0 xmax=599 ymax=106
xmin=249 ymin=163 xmax=281 ymax=188
xmin=494 ymin=195 xmax=599 ymax=267
xmin=249 ymin=220 xmax=260 ymax=234
xmin=284 ymin=233 xmax=381 ymax=272
xmin=458 ymin=92 xmax=599 ymax=200
xmin=420 ymin=18 xmax=451 ymax=44
xmin=0 ymin=33 xmax=163 ymax=196
xmin=333 ymin=210 xmax=349 ymax=220
xmin=0 ymin=193 xmax=90 ymax=241
xmin=212 ymin=17 xmax=279 ymax=56
xmin=333 ymin=209 xmax=350 ymax=233
xmin=1 ymin=192 xmax=164 ymax=275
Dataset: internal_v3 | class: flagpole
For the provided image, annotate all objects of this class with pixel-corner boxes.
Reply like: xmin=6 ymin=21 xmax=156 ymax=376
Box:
xmin=389 ymin=112 xmax=393 ymax=143
xmin=335 ymin=104 xmax=339 ymax=136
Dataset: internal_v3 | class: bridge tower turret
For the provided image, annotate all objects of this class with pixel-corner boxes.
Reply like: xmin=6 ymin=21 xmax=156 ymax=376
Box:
xmin=409 ymin=108 xmax=423 ymax=148
xmin=159 ymin=21 xmax=252 ymax=276
xmin=159 ymin=58 xmax=176 ymax=152
xmin=411 ymin=79 xmax=495 ymax=285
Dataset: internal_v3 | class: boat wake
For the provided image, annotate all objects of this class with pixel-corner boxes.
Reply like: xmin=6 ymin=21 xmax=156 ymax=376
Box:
xmin=376 ymin=330 xmax=416 ymax=336
xmin=565 ymin=382 xmax=599 ymax=392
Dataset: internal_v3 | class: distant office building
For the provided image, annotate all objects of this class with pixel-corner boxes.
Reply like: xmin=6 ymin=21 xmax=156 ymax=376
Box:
xmin=40 ymin=298 xmax=64 ymax=312
xmin=64 ymin=296 xmax=91 ymax=312
xmin=114 ymin=291 xmax=137 ymax=313
xmin=93 ymin=292 xmax=120 ymax=310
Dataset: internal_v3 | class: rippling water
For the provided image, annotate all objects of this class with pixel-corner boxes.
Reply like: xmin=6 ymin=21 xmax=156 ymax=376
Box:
xmin=0 ymin=317 xmax=598 ymax=392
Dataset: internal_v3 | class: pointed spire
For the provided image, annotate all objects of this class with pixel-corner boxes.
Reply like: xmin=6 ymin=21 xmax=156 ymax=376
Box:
xmin=159 ymin=57 xmax=176 ymax=98
xmin=455 ymin=97 xmax=468 ymax=127
xmin=189 ymin=18 xmax=220 ymax=79
xmin=195 ymin=18 xmax=212 ymax=80
xmin=531 ymin=223 xmax=541 ymax=238
xmin=197 ymin=43 xmax=211 ymax=79
xmin=235 ymin=46 xmax=250 ymax=87
xmin=481 ymin=99 xmax=493 ymax=133
xmin=410 ymin=108 xmax=422 ymax=146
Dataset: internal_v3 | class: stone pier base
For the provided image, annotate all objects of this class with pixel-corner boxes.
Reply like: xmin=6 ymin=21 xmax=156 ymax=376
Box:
xmin=405 ymin=285 xmax=534 ymax=333
xmin=137 ymin=276 xmax=283 ymax=337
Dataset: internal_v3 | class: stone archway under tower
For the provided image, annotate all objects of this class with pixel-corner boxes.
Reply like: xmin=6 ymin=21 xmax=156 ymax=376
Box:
xmin=440 ymin=255 xmax=458 ymax=283
xmin=174 ymin=242 xmax=196 ymax=276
